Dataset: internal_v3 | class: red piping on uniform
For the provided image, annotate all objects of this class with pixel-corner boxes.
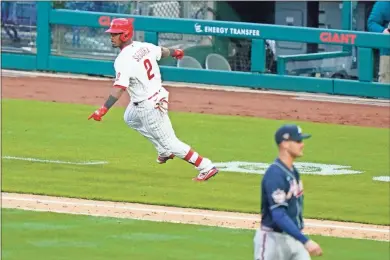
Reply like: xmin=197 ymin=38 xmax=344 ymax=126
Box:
xmin=194 ymin=156 xmax=203 ymax=167
xmin=148 ymin=91 xmax=159 ymax=100
xmin=184 ymin=149 xmax=194 ymax=161
xmin=113 ymin=85 xmax=127 ymax=90
xmin=261 ymin=232 xmax=267 ymax=260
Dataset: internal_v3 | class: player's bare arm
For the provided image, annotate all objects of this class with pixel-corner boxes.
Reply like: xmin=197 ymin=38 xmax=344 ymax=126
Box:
xmin=88 ymin=87 xmax=126 ymax=121
xmin=160 ymin=47 xmax=184 ymax=59
xmin=105 ymin=86 xmax=126 ymax=107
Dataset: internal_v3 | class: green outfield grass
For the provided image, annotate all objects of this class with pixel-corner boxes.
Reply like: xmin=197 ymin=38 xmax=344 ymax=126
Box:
xmin=2 ymin=99 xmax=389 ymax=224
xmin=2 ymin=209 xmax=389 ymax=260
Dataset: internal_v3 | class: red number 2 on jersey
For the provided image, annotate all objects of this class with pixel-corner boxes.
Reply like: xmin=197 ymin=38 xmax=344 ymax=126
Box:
xmin=143 ymin=59 xmax=155 ymax=80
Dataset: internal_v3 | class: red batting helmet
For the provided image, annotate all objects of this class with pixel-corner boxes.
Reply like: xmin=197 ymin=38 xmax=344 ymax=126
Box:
xmin=105 ymin=18 xmax=134 ymax=42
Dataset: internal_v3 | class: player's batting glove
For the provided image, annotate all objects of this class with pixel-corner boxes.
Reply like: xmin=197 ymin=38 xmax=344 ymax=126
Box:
xmin=88 ymin=106 xmax=108 ymax=121
xmin=171 ymin=49 xmax=184 ymax=60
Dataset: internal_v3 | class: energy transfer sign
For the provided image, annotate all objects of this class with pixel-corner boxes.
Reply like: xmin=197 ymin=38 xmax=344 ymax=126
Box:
xmin=194 ymin=23 xmax=260 ymax=37
xmin=214 ymin=161 xmax=363 ymax=175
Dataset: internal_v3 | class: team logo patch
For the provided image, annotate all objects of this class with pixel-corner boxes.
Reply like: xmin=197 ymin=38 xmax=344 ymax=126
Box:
xmin=272 ymin=189 xmax=287 ymax=204
xmin=287 ymin=179 xmax=304 ymax=199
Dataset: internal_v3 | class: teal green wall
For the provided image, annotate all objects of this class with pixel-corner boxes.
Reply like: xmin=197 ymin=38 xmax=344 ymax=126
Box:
xmin=1 ymin=1 xmax=389 ymax=99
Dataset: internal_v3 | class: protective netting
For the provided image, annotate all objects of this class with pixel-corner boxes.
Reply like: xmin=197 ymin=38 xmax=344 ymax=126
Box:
xmin=51 ymin=25 xmax=120 ymax=60
xmin=133 ymin=1 xmax=213 ymax=58
xmin=49 ymin=1 xmax=214 ymax=60
xmin=1 ymin=1 xmax=37 ymax=54
xmin=0 ymin=1 xmax=379 ymax=79
xmin=2 ymin=1 xmax=213 ymax=56
xmin=284 ymin=55 xmax=358 ymax=79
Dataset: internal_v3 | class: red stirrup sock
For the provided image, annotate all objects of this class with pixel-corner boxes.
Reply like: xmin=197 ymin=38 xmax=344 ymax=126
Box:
xmin=183 ymin=149 xmax=203 ymax=167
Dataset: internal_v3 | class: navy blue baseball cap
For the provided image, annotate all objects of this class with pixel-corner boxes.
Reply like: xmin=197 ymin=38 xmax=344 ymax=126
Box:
xmin=275 ymin=124 xmax=311 ymax=145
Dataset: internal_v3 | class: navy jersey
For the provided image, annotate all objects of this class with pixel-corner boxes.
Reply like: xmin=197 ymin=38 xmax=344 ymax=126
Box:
xmin=261 ymin=158 xmax=304 ymax=232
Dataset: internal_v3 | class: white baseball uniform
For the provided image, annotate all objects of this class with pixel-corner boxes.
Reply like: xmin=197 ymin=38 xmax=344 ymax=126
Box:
xmin=113 ymin=41 xmax=214 ymax=173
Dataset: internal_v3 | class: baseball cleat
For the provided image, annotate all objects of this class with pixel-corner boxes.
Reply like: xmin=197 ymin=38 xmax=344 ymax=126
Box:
xmin=156 ymin=154 xmax=175 ymax=164
xmin=192 ymin=167 xmax=219 ymax=181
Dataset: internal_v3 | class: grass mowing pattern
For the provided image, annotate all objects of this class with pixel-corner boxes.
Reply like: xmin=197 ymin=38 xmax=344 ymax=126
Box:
xmin=2 ymin=99 xmax=389 ymax=224
xmin=2 ymin=209 xmax=389 ymax=260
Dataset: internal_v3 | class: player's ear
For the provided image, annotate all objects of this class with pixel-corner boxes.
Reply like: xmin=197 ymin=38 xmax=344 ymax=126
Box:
xmin=279 ymin=141 xmax=288 ymax=150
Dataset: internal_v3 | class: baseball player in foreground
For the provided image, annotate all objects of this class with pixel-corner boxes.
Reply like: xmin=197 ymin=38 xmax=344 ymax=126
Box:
xmin=88 ymin=18 xmax=219 ymax=181
xmin=254 ymin=124 xmax=323 ymax=259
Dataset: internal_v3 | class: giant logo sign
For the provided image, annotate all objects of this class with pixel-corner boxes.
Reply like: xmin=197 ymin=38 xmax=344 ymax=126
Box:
xmin=319 ymin=32 xmax=357 ymax=44
xmin=214 ymin=161 xmax=363 ymax=175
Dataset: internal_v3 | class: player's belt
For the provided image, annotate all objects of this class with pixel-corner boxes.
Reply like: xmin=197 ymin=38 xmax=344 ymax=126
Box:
xmin=261 ymin=225 xmax=283 ymax=233
xmin=133 ymin=89 xmax=161 ymax=106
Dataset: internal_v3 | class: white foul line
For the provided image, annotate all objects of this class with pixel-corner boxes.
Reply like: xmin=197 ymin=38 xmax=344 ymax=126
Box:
xmin=3 ymin=196 xmax=388 ymax=234
xmin=2 ymin=156 xmax=108 ymax=165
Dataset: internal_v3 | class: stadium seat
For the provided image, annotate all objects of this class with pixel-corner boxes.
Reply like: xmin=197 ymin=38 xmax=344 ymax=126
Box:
xmin=205 ymin=53 xmax=232 ymax=71
xmin=177 ymin=56 xmax=203 ymax=69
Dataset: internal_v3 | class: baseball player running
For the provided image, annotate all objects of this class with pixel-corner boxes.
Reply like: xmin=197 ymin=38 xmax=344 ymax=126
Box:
xmin=254 ymin=124 xmax=323 ymax=260
xmin=88 ymin=18 xmax=219 ymax=181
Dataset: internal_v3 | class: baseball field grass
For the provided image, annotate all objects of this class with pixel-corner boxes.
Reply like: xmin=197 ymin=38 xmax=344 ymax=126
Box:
xmin=2 ymin=208 xmax=389 ymax=260
xmin=2 ymin=99 xmax=390 ymax=225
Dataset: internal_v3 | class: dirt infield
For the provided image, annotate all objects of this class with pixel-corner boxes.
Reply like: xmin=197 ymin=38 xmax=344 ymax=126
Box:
xmin=2 ymin=193 xmax=389 ymax=241
xmin=2 ymin=72 xmax=389 ymax=241
xmin=2 ymin=75 xmax=389 ymax=128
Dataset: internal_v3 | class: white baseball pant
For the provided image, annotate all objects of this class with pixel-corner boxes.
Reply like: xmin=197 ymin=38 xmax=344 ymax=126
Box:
xmin=254 ymin=228 xmax=311 ymax=260
xmin=123 ymin=87 xmax=214 ymax=173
